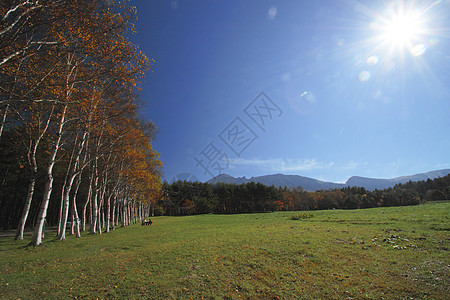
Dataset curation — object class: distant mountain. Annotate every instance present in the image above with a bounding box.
[168,172,199,184]
[252,174,345,191]
[207,173,345,191]
[207,174,249,185]
[207,169,450,191]
[345,169,450,190]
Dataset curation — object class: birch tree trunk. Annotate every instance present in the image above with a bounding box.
[121,202,125,226]
[72,175,83,237]
[0,104,9,138]
[57,152,69,236]
[59,130,88,240]
[111,191,118,230]
[15,102,54,240]
[59,171,78,240]
[115,200,120,227]
[105,192,113,233]
[82,171,93,232]
[96,175,106,234]
[31,51,79,246]
[97,202,103,234]
[90,163,99,234]
[130,202,133,225]
[14,173,36,240]
[31,103,67,246]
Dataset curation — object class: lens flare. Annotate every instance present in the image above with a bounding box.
[410,43,426,56]
[300,91,316,103]
[359,71,370,82]
[267,6,277,20]
[366,56,379,65]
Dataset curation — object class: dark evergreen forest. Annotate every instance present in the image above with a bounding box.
[159,175,450,216]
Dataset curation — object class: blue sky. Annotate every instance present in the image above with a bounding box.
[130,0,450,183]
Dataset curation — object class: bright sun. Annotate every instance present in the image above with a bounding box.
[382,13,421,48]
[372,1,436,57]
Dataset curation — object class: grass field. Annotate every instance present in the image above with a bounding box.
[0,202,449,299]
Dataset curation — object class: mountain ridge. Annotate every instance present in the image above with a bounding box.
[206,169,450,191]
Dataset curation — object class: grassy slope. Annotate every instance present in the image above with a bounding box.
[0,202,448,299]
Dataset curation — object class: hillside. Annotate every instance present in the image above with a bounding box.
[207,173,345,191]
[207,169,450,191]
[346,169,450,190]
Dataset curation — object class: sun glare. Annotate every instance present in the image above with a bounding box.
[369,0,442,58]
[382,13,421,47]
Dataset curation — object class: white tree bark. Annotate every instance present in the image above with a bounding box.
[71,173,83,238]
[90,154,99,234]
[82,172,93,232]
[31,103,67,246]
[59,129,88,240]
[31,52,78,246]
[15,173,35,240]
[0,104,9,138]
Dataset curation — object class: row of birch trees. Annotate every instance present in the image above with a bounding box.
[0,0,162,245]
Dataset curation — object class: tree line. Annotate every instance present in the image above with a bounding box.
[160,174,450,216]
[0,0,162,245]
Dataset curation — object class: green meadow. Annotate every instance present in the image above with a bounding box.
[1,202,448,299]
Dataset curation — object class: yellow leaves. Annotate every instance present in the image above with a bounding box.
[101,115,162,200]
[2,0,160,207]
